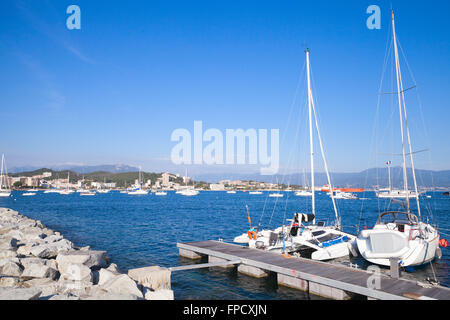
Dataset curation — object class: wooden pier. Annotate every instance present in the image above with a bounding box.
[177,240,450,300]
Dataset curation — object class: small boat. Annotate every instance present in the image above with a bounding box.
[22,192,36,196]
[58,189,74,195]
[179,189,199,196]
[268,193,283,198]
[128,188,148,195]
[96,189,110,194]
[295,190,313,197]
[44,189,61,193]
[154,191,167,196]
[249,191,263,195]
[226,190,237,194]
[0,154,11,197]
[80,191,96,196]
[329,190,358,200]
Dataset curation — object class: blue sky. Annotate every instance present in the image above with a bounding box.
[0,0,449,175]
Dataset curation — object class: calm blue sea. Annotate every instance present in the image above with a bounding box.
[1,190,449,299]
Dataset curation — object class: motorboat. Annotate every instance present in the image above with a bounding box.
[179,189,199,196]
[329,190,358,200]
[268,193,283,198]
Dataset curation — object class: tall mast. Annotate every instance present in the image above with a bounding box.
[306,49,315,221]
[0,154,4,190]
[387,161,391,192]
[391,10,410,212]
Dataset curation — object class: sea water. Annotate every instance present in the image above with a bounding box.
[1,190,448,299]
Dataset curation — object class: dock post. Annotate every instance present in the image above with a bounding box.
[389,258,400,279]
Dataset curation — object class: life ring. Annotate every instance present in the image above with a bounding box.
[247,230,257,240]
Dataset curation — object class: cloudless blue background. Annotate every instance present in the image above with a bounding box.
[0,0,449,175]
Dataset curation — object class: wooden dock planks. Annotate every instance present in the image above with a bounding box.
[177,240,450,300]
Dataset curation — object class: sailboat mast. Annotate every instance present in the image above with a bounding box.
[306,49,316,221]
[391,10,411,212]
[0,154,4,190]
[388,161,391,192]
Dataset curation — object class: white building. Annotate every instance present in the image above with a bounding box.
[210,183,225,191]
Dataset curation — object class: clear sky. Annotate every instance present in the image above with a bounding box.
[1,0,449,175]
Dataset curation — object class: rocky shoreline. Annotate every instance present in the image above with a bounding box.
[0,207,173,300]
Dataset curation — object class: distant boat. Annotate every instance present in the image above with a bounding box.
[154,191,167,196]
[179,189,199,196]
[97,189,110,194]
[295,190,313,197]
[226,190,237,194]
[249,191,263,195]
[328,190,358,200]
[44,189,60,194]
[80,191,96,196]
[0,154,11,197]
[268,193,283,198]
[22,192,36,196]
[128,166,148,195]
[58,172,74,195]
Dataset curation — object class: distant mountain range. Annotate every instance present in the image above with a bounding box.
[10,164,139,174]
[193,167,450,188]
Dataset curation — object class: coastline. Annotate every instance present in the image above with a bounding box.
[0,207,173,300]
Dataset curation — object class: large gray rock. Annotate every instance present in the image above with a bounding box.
[0,287,41,300]
[22,264,59,280]
[0,237,18,250]
[23,278,59,297]
[0,261,23,277]
[100,274,143,298]
[59,263,93,282]
[0,277,20,287]
[28,239,73,259]
[56,250,107,272]
[97,267,121,286]
[0,250,17,259]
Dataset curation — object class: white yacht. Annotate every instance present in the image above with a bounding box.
[356,11,440,267]
[179,188,199,196]
[154,191,167,196]
[249,191,263,195]
[329,190,358,200]
[268,192,283,198]
[295,190,313,197]
[0,154,11,197]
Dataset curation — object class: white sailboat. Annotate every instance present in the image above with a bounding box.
[234,49,357,261]
[295,169,313,196]
[179,169,199,196]
[375,161,420,198]
[356,11,439,267]
[128,166,148,195]
[58,172,74,195]
[0,154,11,197]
